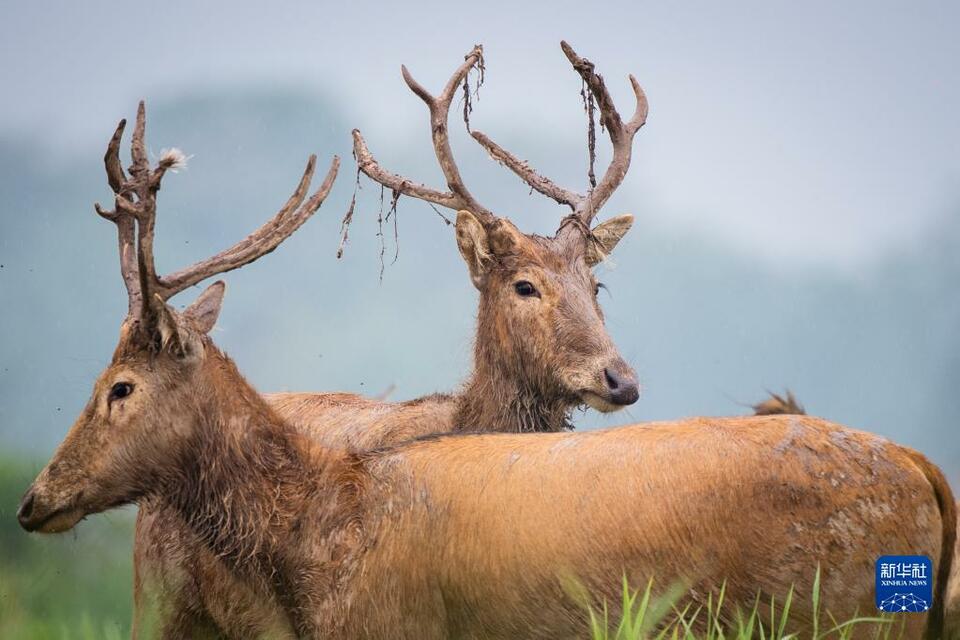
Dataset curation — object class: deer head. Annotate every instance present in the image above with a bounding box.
[17,102,338,533]
[353,42,646,417]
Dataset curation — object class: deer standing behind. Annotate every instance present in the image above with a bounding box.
[133,42,644,637]
[18,78,957,640]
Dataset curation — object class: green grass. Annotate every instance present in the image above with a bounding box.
[587,569,906,640]
[0,456,136,639]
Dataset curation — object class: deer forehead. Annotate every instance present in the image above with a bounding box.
[499,237,590,276]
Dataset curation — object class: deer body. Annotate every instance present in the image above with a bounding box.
[115,344,952,640]
[347,420,949,639]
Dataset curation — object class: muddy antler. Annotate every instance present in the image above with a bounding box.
[94,101,339,321]
[353,42,646,235]
[471,41,648,230]
[352,45,495,224]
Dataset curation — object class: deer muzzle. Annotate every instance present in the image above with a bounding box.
[17,484,85,534]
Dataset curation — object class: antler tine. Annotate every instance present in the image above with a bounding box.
[625,74,650,133]
[469,42,647,230]
[470,130,583,210]
[123,101,167,310]
[157,155,340,296]
[352,130,462,209]
[94,118,143,317]
[561,40,648,225]
[353,46,495,223]
[104,118,128,193]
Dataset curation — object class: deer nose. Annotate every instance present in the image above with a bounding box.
[17,490,36,529]
[604,367,640,406]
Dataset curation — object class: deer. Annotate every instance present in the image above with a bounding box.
[17,102,956,640]
[133,42,647,637]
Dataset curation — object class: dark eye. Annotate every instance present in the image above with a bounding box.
[109,382,134,402]
[595,282,609,296]
[514,281,539,298]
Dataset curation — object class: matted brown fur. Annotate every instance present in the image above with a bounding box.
[24,333,955,640]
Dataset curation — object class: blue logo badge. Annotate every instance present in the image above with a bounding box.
[875,555,933,612]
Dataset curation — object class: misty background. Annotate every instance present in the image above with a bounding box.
[1,0,957,489]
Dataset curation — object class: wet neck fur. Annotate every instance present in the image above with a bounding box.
[453,326,574,433]
[161,345,360,603]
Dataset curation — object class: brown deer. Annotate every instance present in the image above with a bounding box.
[17,107,956,640]
[133,42,646,637]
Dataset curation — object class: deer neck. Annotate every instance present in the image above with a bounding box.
[454,336,574,433]
[162,344,363,602]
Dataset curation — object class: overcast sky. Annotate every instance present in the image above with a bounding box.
[2,0,958,271]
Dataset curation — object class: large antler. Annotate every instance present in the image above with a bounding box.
[472,41,648,231]
[352,45,495,224]
[94,101,339,321]
[353,42,646,236]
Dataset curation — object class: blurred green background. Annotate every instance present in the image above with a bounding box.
[1,1,958,636]
[0,457,133,638]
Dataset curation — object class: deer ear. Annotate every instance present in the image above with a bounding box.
[149,294,188,357]
[586,214,634,266]
[455,210,493,289]
[183,281,226,335]
[486,218,527,258]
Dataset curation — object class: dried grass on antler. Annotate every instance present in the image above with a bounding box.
[351,41,647,236]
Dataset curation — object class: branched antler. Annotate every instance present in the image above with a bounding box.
[352,45,495,224]
[471,41,648,230]
[94,101,339,321]
[353,42,646,237]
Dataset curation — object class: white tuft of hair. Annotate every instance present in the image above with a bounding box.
[158,147,191,172]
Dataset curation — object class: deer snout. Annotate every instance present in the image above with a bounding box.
[603,364,640,406]
[16,482,84,534]
[17,488,39,531]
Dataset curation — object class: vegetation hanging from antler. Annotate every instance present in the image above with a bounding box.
[348,41,647,278]
[471,41,648,231]
[462,46,485,132]
[352,45,495,224]
[581,78,598,189]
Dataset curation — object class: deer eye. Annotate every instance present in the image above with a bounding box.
[514,281,540,298]
[109,382,134,402]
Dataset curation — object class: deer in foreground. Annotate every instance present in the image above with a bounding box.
[134,42,646,637]
[17,110,957,640]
